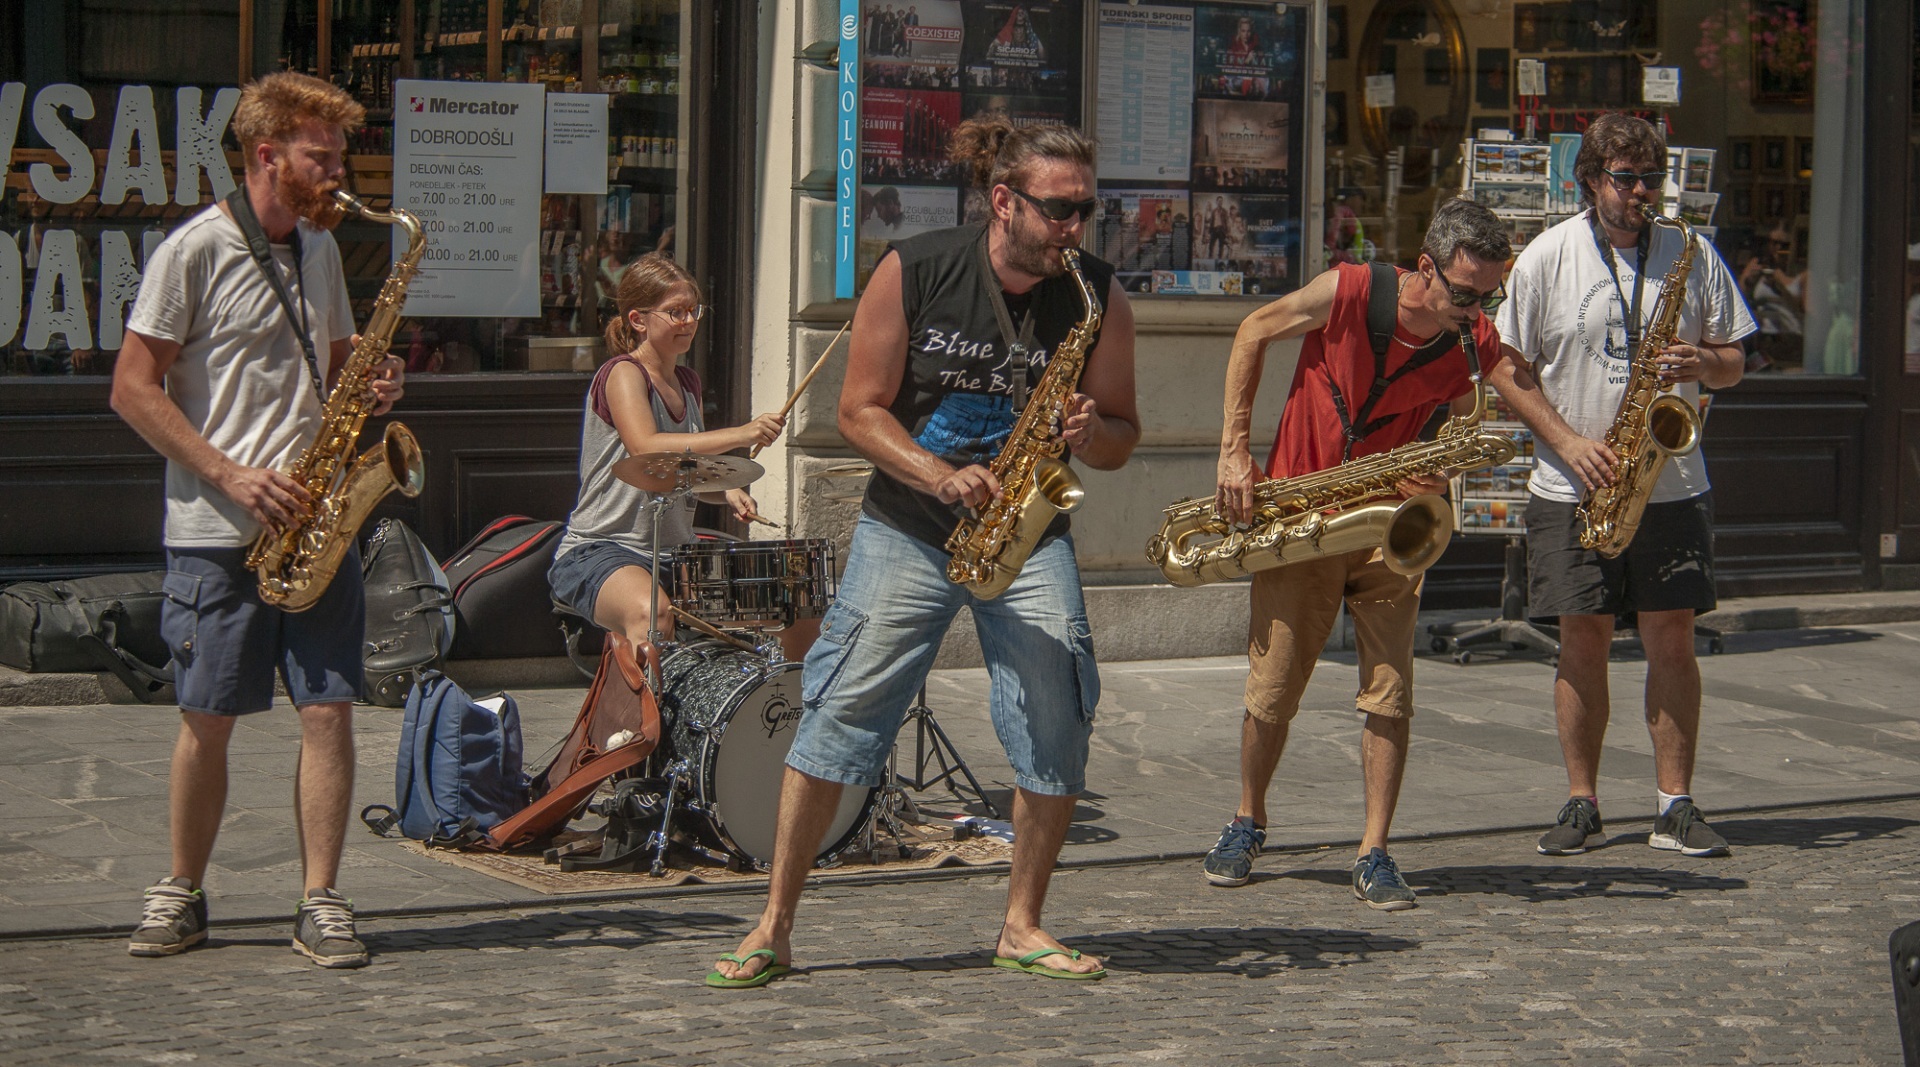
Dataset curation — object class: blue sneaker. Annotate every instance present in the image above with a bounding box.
[1352,847,1417,911]
[1202,817,1266,887]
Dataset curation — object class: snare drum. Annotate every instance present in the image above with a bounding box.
[671,538,836,627]
[656,640,874,868]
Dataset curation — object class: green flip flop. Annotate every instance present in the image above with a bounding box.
[705,949,792,989]
[991,947,1107,981]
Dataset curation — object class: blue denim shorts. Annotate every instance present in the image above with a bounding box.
[548,541,670,623]
[784,515,1100,796]
[161,546,365,715]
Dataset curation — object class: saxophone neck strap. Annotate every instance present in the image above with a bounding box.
[977,230,1037,411]
[1330,263,1464,460]
[1589,210,1649,354]
[227,186,324,403]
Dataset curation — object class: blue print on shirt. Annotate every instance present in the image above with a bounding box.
[915,392,1017,465]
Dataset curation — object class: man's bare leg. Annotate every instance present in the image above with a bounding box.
[1357,712,1409,855]
[713,767,846,982]
[170,711,237,886]
[1554,614,1617,797]
[293,701,355,892]
[1236,713,1291,827]
[994,788,1101,974]
[1637,608,1702,795]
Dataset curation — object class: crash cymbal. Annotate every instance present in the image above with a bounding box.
[611,451,764,493]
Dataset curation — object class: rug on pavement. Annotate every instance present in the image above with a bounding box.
[416,816,1013,895]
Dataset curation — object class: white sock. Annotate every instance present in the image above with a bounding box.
[1658,790,1690,816]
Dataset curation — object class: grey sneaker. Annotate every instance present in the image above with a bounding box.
[293,889,369,969]
[1352,848,1417,911]
[1537,797,1605,855]
[1202,817,1267,887]
[128,877,207,957]
[1649,798,1731,857]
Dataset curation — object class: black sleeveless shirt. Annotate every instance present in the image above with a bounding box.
[862,222,1117,550]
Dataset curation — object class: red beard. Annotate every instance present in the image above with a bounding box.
[281,167,347,230]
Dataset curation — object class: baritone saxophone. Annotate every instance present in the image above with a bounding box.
[246,191,428,610]
[944,247,1101,600]
[1148,328,1516,587]
[1575,206,1703,558]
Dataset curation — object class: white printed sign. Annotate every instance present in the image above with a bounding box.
[1516,59,1546,98]
[1642,66,1681,105]
[1364,73,1396,109]
[1096,4,1195,181]
[394,79,543,317]
[544,93,609,195]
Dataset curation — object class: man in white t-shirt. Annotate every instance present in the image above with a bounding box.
[1489,113,1754,861]
[109,73,404,968]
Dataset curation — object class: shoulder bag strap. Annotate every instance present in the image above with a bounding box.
[225,187,325,402]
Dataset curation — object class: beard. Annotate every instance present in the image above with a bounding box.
[1003,208,1070,279]
[281,167,347,230]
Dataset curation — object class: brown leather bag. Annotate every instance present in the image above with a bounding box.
[478,632,662,851]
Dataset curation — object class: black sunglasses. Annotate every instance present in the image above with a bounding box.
[1007,186,1100,223]
[1602,168,1667,191]
[1431,266,1507,311]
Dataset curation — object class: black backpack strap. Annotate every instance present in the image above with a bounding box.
[1329,263,1464,460]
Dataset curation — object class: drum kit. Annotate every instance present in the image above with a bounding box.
[557,448,991,878]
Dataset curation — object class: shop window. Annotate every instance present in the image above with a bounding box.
[1324,0,1866,376]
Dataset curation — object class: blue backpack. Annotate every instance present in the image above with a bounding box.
[361,670,531,848]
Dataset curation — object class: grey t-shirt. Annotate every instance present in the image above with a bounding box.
[125,205,354,547]
[1496,209,1755,504]
[555,357,704,560]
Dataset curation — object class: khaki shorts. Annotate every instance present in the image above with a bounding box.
[1245,548,1423,724]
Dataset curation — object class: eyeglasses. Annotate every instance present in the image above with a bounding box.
[1432,268,1507,311]
[1007,186,1100,224]
[1601,169,1668,192]
[643,304,708,325]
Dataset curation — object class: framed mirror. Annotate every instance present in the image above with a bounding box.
[1356,0,1470,167]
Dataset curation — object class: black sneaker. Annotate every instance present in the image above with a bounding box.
[128,877,207,957]
[1649,798,1731,857]
[293,889,370,969]
[1202,817,1266,887]
[1537,797,1605,855]
[1351,848,1417,911]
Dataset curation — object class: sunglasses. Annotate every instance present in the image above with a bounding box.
[1601,168,1668,191]
[1431,267,1507,311]
[1007,186,1100,223]
[643,304,708,325]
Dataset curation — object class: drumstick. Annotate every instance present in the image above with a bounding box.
[667,604,759,653]
[749,321,851,459]
[741,511,784,529]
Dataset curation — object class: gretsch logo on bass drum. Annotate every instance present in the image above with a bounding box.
[762,694,803,738]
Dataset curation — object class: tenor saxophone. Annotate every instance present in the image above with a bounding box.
[1148,328,1516,587]
[246,190,428,610]
[1575,206,1703,558]
[945,247,1101,600]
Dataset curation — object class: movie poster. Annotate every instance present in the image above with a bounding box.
[1192,100,1291,190]
[1094,188,1192,287]
[962,93,1076,129]
[1190,192,1296,294]
[864,1,964,90]
[1193,4,1303,101]
[862,89,963,183]
[960,1,1081,95]
[857,184,959,288]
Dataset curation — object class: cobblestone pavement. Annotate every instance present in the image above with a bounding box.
[4,797,1914,1066]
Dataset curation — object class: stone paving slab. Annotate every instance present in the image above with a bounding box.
[2,621,1918,939]
[0,797,1912,1065]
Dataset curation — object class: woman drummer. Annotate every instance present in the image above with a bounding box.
[548,253,806,660]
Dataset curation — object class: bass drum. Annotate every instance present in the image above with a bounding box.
[656,640,875,869]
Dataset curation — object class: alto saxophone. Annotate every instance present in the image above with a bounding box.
[945,247,1101,600]
[246,191,428,610]
[1148,328,1516,587]
[1576,206,1703,558]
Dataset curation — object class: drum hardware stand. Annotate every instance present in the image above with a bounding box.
[894,686,1001,820]
[561,776,670,873]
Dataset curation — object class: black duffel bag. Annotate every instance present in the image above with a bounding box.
[361,519,454,708]
[442,516,566,661]
[0,572,174,700]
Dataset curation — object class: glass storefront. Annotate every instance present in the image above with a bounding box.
[1322,0,1865,377]
[1,0,692,379]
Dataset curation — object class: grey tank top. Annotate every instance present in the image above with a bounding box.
[555,358,704,559]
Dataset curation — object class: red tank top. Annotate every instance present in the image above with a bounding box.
[1265,262,1505,480]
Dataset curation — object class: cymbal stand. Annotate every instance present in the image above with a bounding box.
[896,686,1000,819]
[642,456,702,692]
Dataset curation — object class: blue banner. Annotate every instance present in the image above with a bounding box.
[835,1,859,299]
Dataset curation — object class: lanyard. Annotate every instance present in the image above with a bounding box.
[226,187,324,403]
[1590,211,1649,355]
[977,231,1036,409]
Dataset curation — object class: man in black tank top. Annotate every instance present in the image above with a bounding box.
[710,127,1140,988]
